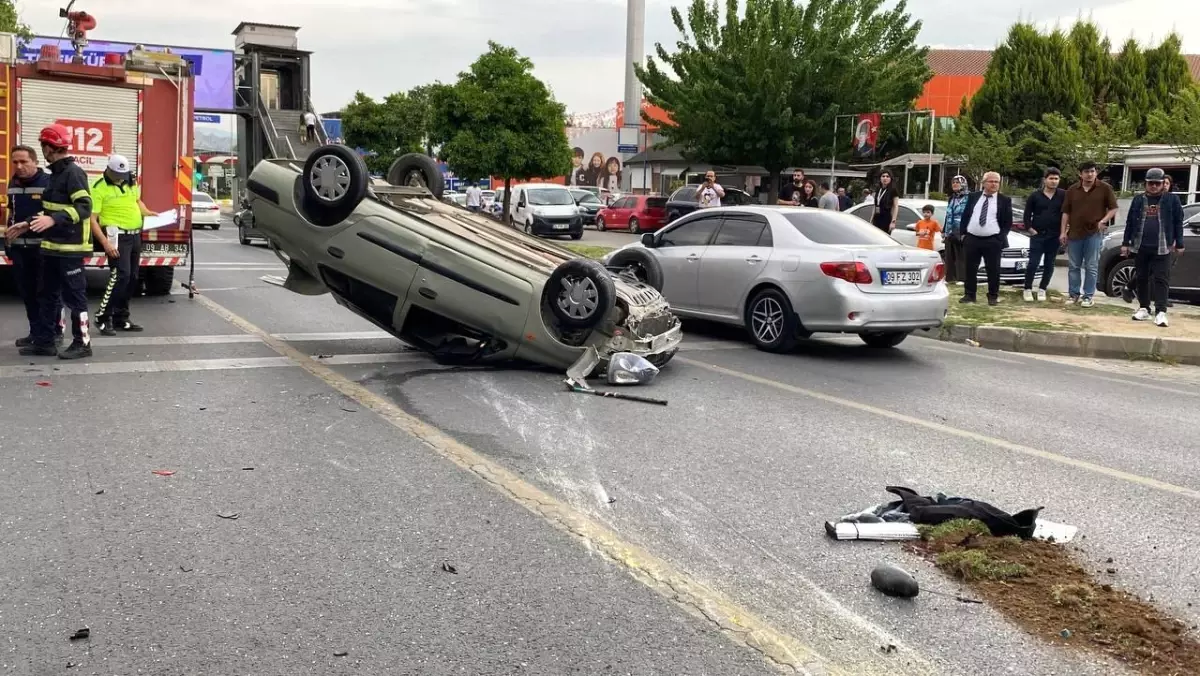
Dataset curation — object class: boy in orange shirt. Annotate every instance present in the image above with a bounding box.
[915,204,942,250]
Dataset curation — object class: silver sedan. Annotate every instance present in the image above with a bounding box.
[604,206,950,352]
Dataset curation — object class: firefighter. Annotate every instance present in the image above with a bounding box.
[21,124,94,359]
[4,144,64,347]
[91,154,153,335]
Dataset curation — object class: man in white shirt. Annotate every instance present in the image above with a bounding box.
[302,111,318,144]
[960,171,1014,306]
[697,170,725,208]
[464,183,483,212]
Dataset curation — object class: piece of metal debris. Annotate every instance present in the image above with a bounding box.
[152,470,175,477]
[242,467,255,471]
[334,651,349,657]
[441,561,458,574]
[565,381,668,406]
[68,628,89,641]
[340,407,358,413]
[94,490,105,495]
[179,565,194,573]
[217,512,240,520]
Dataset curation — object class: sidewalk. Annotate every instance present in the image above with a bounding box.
[935,287,1200,364]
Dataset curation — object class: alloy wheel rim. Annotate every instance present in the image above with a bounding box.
[557,275,599,319]
[1112,264,1133,292]
[310,155,351,202]
[751,297,784,343]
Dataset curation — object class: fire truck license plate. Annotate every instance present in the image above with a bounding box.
[142,243,189,257]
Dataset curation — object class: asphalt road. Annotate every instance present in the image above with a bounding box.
[2,216,1199,675]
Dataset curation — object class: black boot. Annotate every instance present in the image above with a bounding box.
[15,335,32,347]
[19,342,58,357]
[96,318,117,337]
[116,321,144,332]
[58,340,93,360]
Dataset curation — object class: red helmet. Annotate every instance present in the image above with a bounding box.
[39,124,71,149]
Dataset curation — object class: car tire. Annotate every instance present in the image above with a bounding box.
[629,217,641,234]
[745,288,801,353]
[299,144,369,227]
[239,225,250,245]
[1105,258,1135,297]
[570,232,583,240]
[142,266,175,296]
[524,220,532,235]
[212,223,220,230]
[860,331,910,348]
[606,247,665,291]
[386,153,445,201]
[544,258,616,330]
[596,216,606,232]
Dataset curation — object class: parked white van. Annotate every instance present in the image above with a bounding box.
[507,183,584,240]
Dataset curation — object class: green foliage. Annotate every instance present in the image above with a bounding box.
[918,518,991,541]
[0,1,33,46]
[340,91,426,174]
[937,123,1025,184]
[636,0,931,199]
[1023,111,1136,184]
[1068,21,1112,114]
[1110,39,1151,134]
[936,548,1028,581]
[429,42,572,216]
[1147,85,1200,164]
[969,24,1087,131]
[405,84,448,156]
[1144,34,1192,114]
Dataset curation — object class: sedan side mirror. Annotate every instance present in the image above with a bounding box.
[641,233,656,247]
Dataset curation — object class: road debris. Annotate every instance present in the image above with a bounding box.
[94,490,104,495]
[151,470,175,477]
[606,352,660,385]
[870,563,919,598]
[333,651,349,657]
[565,381,669,406]
[35,380,51,387]
[217,512,240,520]
[339,407,358,413]
[68,628,89,641]
[440,561,458,574]
[241,467,255,471]
[179,565,194,573]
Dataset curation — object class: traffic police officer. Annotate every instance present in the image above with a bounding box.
[92,154,153,335]
[21,124,94,359]
[4,144,63,347]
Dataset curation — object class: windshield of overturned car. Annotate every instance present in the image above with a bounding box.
[528,189,575,206]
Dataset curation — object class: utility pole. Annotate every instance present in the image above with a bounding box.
[620,0,646,191]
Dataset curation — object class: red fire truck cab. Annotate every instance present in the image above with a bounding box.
[0,37,196,296]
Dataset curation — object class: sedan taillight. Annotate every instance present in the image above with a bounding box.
[820,261,872,284]
[928,262,946,283]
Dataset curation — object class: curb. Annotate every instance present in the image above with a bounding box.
[930,324,1200,366]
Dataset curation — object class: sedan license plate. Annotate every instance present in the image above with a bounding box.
[142,243,189,256]
[552,223,569,230]
[882,270,922,286]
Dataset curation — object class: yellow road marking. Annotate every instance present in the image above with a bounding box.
[678,357,1200,501]
[193,295,916,676]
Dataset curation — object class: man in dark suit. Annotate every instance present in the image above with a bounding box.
[958,171,1013,305]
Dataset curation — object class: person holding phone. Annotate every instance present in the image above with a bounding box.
[697,170,725,208]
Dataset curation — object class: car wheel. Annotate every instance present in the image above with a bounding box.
[1105,258,1134,298]
[239,225,251,245]
[745,288,801,353]
[606,247,665,291]
[629,217,640,234]
[141,266,175,296]
[299,145,369,227]
[860,331,910,348]
[524,220,532,235]
[544,259,616,330]
[386,153,445,201]
[596,216,606,232]
[212,223,220,230]
[570,232,583,240]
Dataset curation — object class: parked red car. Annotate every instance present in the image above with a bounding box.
[596,195,668,233]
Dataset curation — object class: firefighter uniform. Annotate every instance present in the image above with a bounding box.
[28,155,93,358]
[7,167,64,346]
[92,156,145,333]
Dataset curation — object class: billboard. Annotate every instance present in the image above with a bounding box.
[22,37,235,111]
[565,128,621,190]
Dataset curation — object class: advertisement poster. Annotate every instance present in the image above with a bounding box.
[23,37,235,111]
[852,113,881,159]
[564,128,621,190]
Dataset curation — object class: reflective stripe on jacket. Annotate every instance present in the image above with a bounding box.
[39,156,93,256]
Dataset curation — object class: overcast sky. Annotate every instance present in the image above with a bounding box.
[20,0,1200,116]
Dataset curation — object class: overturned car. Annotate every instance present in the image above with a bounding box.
[243,145,682,372]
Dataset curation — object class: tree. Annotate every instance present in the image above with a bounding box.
[1147,86,1200,164]
[636,0,930,200]
[407,83,451,157]
[1023,111,1136,184]
[0,1,33,46]
[1110,39,1151,135]
[937,123,1025,185]
[1144,33,1192,114]
[969,23,1087,131]
[1068,20,1112,116]
[340,91,425,174]
[428,42,572,217]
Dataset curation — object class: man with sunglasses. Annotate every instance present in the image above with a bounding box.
[1122,168,1185,327]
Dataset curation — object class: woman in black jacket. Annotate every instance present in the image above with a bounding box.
[800,180,819,208]
[871,171,899,233]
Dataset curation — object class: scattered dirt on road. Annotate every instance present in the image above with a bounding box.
[908,519,1200,675]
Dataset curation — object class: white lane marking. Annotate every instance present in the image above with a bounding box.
[1,356,294,379]
[310,352,427,365]
[91,334,260,346]
[194,261,283,266]
[274,331,394,341]
[193,266,286,272]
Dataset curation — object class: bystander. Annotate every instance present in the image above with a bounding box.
[1021,167,1065,301]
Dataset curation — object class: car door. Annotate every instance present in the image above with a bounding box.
[888,206,920,247]
[320,214,428,328]
[1171,219,1200,296]
[513,189,530,225]
[695,213,773,317]
[652,214,722,310]
[613,197,635,227]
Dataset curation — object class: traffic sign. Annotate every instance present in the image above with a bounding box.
[208,165,225,177]
[194,113,221,124]
[617,144,638,154]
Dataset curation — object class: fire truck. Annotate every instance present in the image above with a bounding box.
[0,6,196,296]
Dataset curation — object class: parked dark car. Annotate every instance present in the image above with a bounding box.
[664,185,754,223]
[570,188,604,227]
[1100,204,1200,303]
[234,198,266,246]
